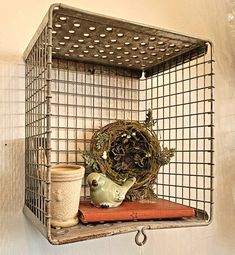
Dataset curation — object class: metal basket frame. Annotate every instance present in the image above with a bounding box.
[24,3,214,245]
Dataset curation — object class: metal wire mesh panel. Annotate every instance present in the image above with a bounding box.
[50,60,140,199]
[139,43,214,220]
[25,26,49,226]
[25,43,214,226]
[48,43,214,218]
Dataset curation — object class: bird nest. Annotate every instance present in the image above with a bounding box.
[83,113,175,200]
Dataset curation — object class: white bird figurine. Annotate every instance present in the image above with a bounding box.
[87,172,136,208]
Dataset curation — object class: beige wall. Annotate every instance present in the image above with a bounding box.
[1,0,235,254]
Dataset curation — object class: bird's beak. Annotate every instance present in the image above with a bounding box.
[91,179,98,187]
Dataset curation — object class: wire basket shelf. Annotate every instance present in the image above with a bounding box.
[24,3,214,245]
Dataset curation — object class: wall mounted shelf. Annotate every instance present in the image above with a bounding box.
[24,3,214,245]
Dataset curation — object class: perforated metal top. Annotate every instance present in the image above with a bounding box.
[24,4,208,75]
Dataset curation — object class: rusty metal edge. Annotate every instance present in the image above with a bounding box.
[23,204,210,245]
[23,206,48,238]
[207,40,215,227]
[52,218,210,245]
[23,3,60,61]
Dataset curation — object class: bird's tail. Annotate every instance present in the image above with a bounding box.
[122,177,136,192]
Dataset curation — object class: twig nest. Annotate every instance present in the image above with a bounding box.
[88,120,175,200]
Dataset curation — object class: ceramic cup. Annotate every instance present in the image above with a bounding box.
[50,165,85,228]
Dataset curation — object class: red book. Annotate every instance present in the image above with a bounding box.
[79,199,195,223]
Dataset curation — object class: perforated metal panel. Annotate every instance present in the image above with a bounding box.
[51,6,205,72]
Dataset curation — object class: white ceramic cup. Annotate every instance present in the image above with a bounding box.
[50,165,85,228]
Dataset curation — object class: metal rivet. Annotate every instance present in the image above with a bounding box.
[74,23,80,27]
[54,228,69,236]
[89,26,96,31]
[60,17,66,21]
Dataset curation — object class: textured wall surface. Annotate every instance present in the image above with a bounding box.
[0,0,235,254]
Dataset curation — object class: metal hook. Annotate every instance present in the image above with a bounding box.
[135,227,147,246]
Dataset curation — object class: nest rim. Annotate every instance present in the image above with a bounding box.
[90,120,161,194]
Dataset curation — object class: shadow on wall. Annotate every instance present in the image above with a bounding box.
[0,60,25,227]
[0,138,25,249]
[211,10,235,245]
[0,138,25,213]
